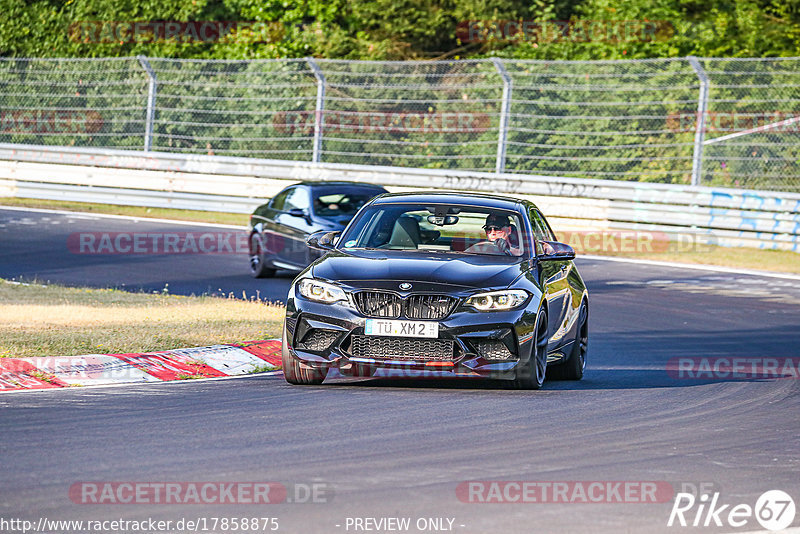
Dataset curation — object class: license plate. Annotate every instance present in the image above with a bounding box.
[364,319,439,338]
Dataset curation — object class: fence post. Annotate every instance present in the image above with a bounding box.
[137,56,157,153]
[306,57,326,164]
[492,58,512,174]
[688,56,709,187]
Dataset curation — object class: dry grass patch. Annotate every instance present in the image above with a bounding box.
[0,280,284,358]
[580,243,800,274]
[557,229,800,274]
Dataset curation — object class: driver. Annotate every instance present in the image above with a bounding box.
[465,213,521,256]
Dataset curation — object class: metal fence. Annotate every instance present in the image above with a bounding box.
[1,56,798,192]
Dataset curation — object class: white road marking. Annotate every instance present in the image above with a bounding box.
[0,205,246,230]
[581,254,800,281]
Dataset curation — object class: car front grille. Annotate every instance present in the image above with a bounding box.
[404,295,457,319]
[349,335,455,361]
[297,329,339,351]
[353,292,457,319]
[353,292,402,318]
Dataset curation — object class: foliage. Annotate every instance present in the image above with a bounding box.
[493,0,800,59]
[3,0,799,60]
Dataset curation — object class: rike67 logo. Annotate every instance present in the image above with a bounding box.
[668,490,796,531]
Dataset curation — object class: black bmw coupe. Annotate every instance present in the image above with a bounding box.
[281,191,589,389]
[248,181,388,277]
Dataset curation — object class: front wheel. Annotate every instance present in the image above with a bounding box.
[249,233,276,279]
[281,326,328,385]
[513,308,548,390]
[548,300,587,381]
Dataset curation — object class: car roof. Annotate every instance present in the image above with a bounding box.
[296,181,387,190]
[370,191,531,211]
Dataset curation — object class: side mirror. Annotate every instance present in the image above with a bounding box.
[287,208,307,218]
[307,230,340,251]
[538,240,576,261]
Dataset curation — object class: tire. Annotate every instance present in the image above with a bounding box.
[281,326,328,385]
[513,308,548,390]
[249,233,276,279]
[548,300,588,381]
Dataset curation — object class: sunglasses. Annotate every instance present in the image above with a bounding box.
[484,226,505,232]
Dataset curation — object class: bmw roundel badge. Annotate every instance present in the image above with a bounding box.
[399,282,412,290]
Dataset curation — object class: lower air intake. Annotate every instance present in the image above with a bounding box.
[297,329,339,351]
[474,339,515,361]
[350,335,454,361]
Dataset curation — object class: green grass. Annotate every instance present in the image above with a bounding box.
[0,280,284,359]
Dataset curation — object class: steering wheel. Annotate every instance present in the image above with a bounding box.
[491,237,511,255]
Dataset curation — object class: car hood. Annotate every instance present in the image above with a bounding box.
[311,249,526,291]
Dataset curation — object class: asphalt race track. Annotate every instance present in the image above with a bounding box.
[1,206,799,533]
[0,207,294,302]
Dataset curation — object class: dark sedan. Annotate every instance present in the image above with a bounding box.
[281,192,589,389]
[248,181,388,277]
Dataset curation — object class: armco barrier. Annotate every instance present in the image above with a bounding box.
[1,143,799,252]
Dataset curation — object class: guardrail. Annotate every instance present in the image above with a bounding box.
[1,143,799,252]
[3,56,799,192]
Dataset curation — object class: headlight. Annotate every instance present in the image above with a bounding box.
[465,290,529,311]
[297,278,347,304]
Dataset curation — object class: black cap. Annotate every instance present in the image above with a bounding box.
[483,213,512,229]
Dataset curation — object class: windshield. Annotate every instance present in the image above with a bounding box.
[312,188,384,218]
[338,204,526,257]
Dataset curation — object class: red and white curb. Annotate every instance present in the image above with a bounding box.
[0,339,282,392]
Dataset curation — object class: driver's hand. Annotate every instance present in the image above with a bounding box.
[493,237,511,255]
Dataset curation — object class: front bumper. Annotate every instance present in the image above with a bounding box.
[284,292,539,380]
